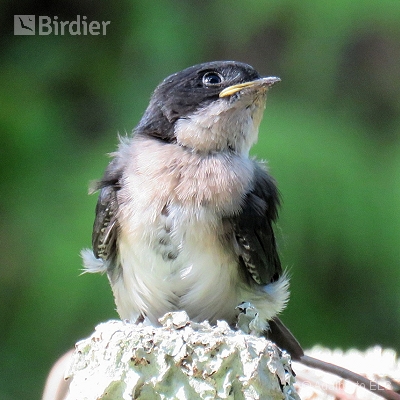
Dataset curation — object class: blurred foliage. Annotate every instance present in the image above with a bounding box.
[1,0,400,398]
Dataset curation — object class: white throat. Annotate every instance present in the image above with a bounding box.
[174,95,267,155]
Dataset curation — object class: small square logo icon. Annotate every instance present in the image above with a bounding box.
[14,15,35,35]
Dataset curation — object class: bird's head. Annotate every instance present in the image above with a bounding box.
[136,61,280,155]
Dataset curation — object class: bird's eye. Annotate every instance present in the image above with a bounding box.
[202,71,223,86]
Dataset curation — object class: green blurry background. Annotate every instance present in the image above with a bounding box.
[1,1,400,398]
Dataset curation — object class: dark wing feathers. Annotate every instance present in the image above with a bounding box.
[91,161,122,263]
[234,163,282,285]
[92,186,119,261]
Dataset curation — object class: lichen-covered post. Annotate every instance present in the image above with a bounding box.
[64,312,300,400]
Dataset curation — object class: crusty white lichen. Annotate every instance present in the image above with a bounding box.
[64,311,300,400]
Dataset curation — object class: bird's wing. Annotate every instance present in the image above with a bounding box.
[92,185,119,261]
[91,160,122,264]
[232,164,305,359]
[233,163,282,285]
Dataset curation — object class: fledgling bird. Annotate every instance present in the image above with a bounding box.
[44,62,399,400]
[82,60,302,359]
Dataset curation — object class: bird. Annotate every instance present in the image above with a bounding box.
[82,60,302,359]
[69,62,400,400]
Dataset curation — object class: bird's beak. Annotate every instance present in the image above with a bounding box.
[219,76,281,98]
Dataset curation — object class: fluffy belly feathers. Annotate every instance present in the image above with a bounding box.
[114,202,241,324]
